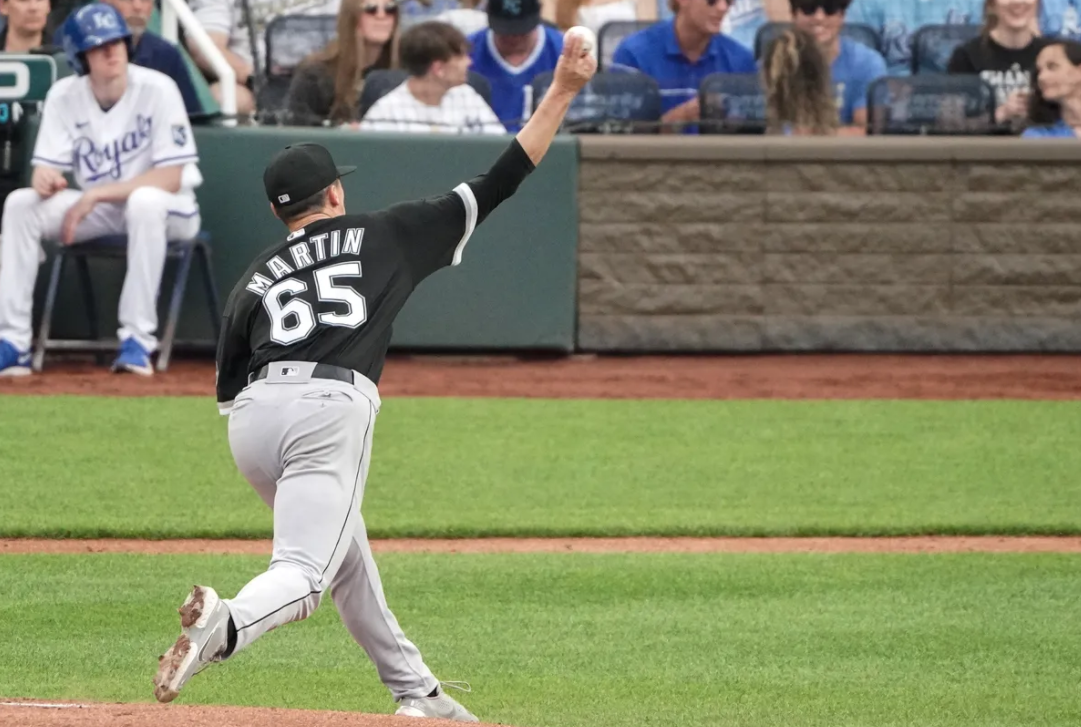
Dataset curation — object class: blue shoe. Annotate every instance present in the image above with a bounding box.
[112,337,153,376]
[0,339,31,376]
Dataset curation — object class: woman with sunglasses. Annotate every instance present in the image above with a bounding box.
[1022,38,1081,136]
[948,0,1047,130]
[285,0,402,126]
[789,0,886,131]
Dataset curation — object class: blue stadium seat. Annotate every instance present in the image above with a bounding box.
[530,70,662,133]
[596,20,654,71]
[865,74,998,135]
[698,72,766,135]
[32,231,222,373]
[754,21,883,59]
[910,24,982,74]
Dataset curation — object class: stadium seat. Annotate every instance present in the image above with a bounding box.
[530,70,662,133]
[256,14,338,123]
[596,20,654,71]
[754,21,883,59]
[910,24,982,74]
[32,232,222,373]
[865,74,998,135]
[698,72,766,134]
[358,68,493,118]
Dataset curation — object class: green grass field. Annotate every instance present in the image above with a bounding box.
[1,552,1079,727]
[1,396,1079,538]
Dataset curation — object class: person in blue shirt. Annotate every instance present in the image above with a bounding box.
[54,0,203,114]
[611,0,757,131]
[845,0,982,75]
[467,0,562,131]
[1022,38,1081,136]
[790,0,885,128]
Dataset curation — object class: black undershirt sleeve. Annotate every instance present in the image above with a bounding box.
[465,138,537,228]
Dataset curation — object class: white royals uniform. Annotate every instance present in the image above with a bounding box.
[0,65,202,355]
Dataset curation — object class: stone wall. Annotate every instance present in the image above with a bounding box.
[576,137,1081,352]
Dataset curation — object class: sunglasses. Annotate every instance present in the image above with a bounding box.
[791,0,848,15]
[362,1,398,14]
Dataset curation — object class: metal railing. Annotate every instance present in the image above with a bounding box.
[158,0,238,126]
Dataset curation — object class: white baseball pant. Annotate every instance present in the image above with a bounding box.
[0,186,201,353]
[223,363,440,701]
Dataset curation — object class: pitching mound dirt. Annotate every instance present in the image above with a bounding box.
[0,700,503,727]
[3,536,1081,555]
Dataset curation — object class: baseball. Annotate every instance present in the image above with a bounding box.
[564,25,597,62]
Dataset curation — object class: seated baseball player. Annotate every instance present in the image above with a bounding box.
[0,2,202,377]
[358,21,505,134]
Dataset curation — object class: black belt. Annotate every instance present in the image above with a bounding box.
[250,363,355,385]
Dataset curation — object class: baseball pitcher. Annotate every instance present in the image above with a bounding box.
[151,32,597,722]
[0,3,202,377]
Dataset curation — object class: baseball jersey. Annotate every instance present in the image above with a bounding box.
[467,26,563,132]
[359,81,506,135]
[215,139,537,413]
[32,65,202,196]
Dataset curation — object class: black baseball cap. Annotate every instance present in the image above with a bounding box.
[487,0,541,35]
[264,142,356,208]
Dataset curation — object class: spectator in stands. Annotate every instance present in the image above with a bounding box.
[949,0,1046,129]
[94,0,203,114]
[186,0,258,116]
[845,0,982,75]
[552,0,656,35]
[285,0,401,126]
[790,0,885,129]
[1041,0,1081,40]
[467,0,562,131]
[1022,38,1081,135]
[761,25,837,133]
[722,0,790,50]
[358,20,505,132]
[434,0,490,35]
[1,0,51,52]
[611,0,756,132]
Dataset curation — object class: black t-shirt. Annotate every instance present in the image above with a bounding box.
[947,35,1048,106]
[215,139,535,411]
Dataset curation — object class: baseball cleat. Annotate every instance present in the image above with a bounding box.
[395,683,479,722]
[112,337,153,376]
[153,585,232,703]
[0,339,31,376]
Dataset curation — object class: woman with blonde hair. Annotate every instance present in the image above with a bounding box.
[760,25,838,135]
[286,0,402,126]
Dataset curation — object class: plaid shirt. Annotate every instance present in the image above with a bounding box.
[359,81,507,135]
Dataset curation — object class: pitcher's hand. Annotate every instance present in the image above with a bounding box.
[552,33,597,97]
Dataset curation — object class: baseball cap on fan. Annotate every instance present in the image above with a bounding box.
[487,0,541,35]
[263,142,356,208]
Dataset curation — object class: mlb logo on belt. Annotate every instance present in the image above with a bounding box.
[280,366,299,376]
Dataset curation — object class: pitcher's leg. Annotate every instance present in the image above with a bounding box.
[330,515,439,700]
[224,387,375,656]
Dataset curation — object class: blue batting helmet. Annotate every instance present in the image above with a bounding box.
[60,3,133,76]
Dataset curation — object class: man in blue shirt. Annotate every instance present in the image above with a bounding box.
[55,0,202,114]
[467,0,563,132]
[845,0,981,75]
[790,0,885,128]
[612,0,757,131]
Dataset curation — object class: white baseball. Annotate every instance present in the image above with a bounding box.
[564,25,597,62]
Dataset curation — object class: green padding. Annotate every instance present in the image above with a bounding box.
[33,126,580,352]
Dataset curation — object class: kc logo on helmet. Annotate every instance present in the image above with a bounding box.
[92,12,119,29]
